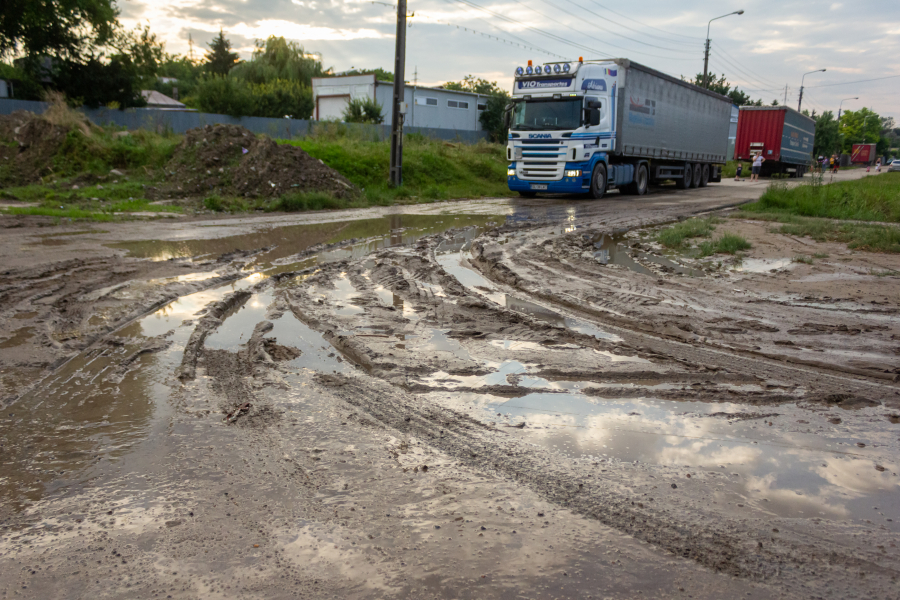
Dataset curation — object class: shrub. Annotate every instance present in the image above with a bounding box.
[342,97,385,124]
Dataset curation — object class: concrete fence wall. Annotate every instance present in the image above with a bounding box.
[0,99,490,144]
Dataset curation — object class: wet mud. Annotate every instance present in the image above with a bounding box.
[1,184,899,599]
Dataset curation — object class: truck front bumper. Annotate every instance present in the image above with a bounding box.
[507,161,591,194]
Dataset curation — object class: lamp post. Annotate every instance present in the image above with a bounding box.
[703,10,744,89]
[798,69,826,112]
[837,97,857,123]
[836,97,858,155]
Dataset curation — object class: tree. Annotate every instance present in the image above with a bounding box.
[342,97,384,124]
[0,0,118,60]
[839,108,882,153]
[52,54,145,108]
[116,24,165,88]
[812,111,839,157]
[341,67,393,82]
[229,36,323,86]
[684,72,757,106]
[204,30,239,76]
[252,79,313,119]
[196,76,255,117]
[443,75,505,96]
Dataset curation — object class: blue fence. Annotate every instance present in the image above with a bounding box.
[0,99,490,144]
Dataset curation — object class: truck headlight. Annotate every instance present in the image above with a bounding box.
[565,169,582,177]
[507,168,516,176]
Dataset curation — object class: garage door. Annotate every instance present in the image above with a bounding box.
[317,95,350,120]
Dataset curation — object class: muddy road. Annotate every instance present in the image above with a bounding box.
[1,173,898,599]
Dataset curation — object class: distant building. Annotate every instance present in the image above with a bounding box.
[311,74,490,131]
[140,90,186,110]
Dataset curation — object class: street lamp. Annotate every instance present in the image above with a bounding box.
[703,10,744,89]
[798,68,826,112]
[837,97,858,123]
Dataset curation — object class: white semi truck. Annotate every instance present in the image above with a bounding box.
[506,58,733,198]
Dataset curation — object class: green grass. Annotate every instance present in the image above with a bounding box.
[657,217,720,248]
[721,160,751,179]
[792,255,814,264]
[737,211,900,253]
[743,172,900,223]
[697,233,752,257]
[282,133,513,204]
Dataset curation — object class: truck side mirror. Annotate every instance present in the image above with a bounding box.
[589,108,601,126]
[503,103,513,129]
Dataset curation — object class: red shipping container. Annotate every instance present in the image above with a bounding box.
[734,108,785,162]
[851,143,876,163]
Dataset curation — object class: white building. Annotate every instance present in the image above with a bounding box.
[311,74,490,131]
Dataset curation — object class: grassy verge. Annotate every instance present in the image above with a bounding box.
[738,212,900,253]
[742,172,900,222]
[656,216,751,257]
[282,130,513,205]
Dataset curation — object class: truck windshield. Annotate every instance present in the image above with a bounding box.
[511,98,582,131]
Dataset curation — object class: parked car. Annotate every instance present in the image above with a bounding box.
[889,159,900,172]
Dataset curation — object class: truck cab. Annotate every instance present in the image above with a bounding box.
[507,60,623,198]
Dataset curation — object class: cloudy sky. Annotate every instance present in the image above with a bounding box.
[119,0,899,119]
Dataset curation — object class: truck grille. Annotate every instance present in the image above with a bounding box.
[515,140,566,181]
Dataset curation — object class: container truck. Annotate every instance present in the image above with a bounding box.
[734,106,815,177]
[850,143,876,165]
[505,58,732,198]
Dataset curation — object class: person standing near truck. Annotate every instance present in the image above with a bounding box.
[734,162,743,180]
[750,152,765,182]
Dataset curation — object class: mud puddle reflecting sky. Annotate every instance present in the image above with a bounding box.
[109,213,503,272]
[590,232,704,277]
[1,273,267,511]
[430,390,899,528]
[436,246,622,343]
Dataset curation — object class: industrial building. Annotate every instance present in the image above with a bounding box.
[311,74,490,132]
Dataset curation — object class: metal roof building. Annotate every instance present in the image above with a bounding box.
[312,74,490,131]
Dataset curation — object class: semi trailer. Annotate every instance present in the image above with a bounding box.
[850,143,876,165]
[505,58,733,198]
[734,106,815,177]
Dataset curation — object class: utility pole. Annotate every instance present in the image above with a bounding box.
[783,85,788,106]
[389,0,408,187]
[702,38,710,89]
[798,68,826,113]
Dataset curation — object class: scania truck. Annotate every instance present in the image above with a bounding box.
[506,58,733,198]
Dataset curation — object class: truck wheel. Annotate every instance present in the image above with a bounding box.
[691,163,702,188]
[676,163,692,189]
[518,191,537,198]
[589,163,607,199]
[699,164,710,187]
[627,164,648,195]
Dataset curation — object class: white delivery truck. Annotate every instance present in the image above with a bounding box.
[506,58,733,198]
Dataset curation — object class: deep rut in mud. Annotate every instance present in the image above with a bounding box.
[2,207,899,599]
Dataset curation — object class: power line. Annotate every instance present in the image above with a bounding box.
[556,0,702,52]
[582,0,704,42]
[710,41,782,89]
[707,55,778,93]
[806,74,900,88]
[418,17,567,59]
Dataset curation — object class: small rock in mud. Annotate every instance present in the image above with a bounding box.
[262,338,301,361]
[875,465,886,472]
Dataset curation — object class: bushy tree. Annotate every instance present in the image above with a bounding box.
[229,36,323,86]
[252,79,313,119]
[342,67,393,82]
[685,72,761,106]
[204,30,240,76]
[443,75,510,142]
[197,76,255,117]
[0,0,118,60]
[443,75,504,96]
[116,24,166,88]
[342,97,384,124]
[839,108,883,153]
[812,111,839,157]
[52,54,145,108]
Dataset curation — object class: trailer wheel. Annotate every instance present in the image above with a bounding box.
[589,163,607,199]
[691,163,702,188]
[699,164,710,187]
[676,163,692,189]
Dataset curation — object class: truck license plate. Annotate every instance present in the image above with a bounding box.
[530,184,548,190]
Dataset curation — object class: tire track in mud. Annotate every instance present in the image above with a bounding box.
[267,228,899,597]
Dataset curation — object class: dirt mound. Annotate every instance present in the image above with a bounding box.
[0,111,71,186]
[164,124,358,200]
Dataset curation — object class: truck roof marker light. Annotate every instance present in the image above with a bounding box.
[578,57,583,63]
[515,66,524,76]
[528,60,533,66]
[526,66,533,75]
[563,63,570,73]
[544,65,552,74]
[553,64,561,74]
